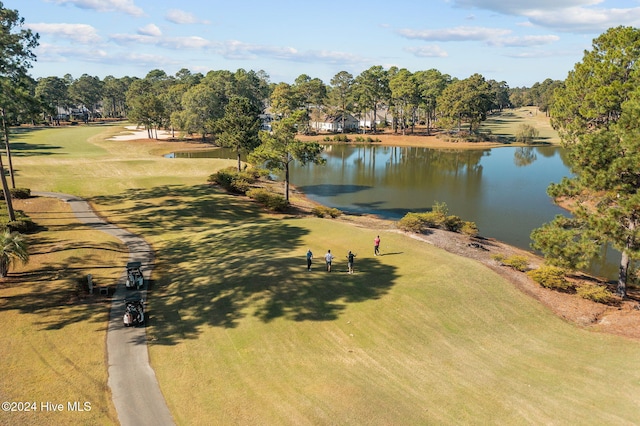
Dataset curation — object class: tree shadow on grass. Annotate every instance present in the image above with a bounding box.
[148,224,398,345]
[103,184,401,345]
[15,183,399,340]
[0,275,112,331]
[92,184,263,234]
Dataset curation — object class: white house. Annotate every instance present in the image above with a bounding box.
[311,113,359,132]
[358,106,389,129]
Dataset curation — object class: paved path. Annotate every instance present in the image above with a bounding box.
[35,192,174,426]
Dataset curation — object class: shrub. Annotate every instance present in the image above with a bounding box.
[397,213,427,233]
[527,265,571,290]
[208,168,234,188]
[494,254,530,271]
[230,179,251,194]
[332,134,350,142]
[10,188,31,199]
[420,211,444,227]
[323,136,331,141]
[3,210,36,233]
[515,124,540,143]
[209,167,257,194]
[460,221,479,236]
[6,219,36,233]
[432,201,449,217]
[398,202,476,236]
[503,255,530,272]
[311,206,342,218]
[246,188,289,212]
[443,215,463,232]
[576,283,616,304]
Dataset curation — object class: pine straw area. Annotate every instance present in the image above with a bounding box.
[282,184,640,342]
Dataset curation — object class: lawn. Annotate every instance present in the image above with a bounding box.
[2,121,640,425]
[0,195,125,425]
[481,106,561,144]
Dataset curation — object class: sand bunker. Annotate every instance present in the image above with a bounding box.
[108,125,174,141]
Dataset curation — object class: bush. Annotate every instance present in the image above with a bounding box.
[493,254,530,271]
[443,215,463,232]
[515,124,540,143]
[527,265,571,290]
[246,188,289,212]
[332,134,350,142]
[208,168,234,188]
[209,167,257,194]
[460,221,479,236]
[10,188,31,199]
[576,283,616,304]
[230,179,251,194]
[432,201,449,217]
[311,206,342,218]
[6,218,36,233]
[397,213,427,233]
[2,209,36,233]
[398,202,477,236]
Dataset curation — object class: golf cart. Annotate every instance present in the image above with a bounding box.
[123,298,145,327]
[125,261,144,289]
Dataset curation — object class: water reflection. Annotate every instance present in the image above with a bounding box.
[291,145,569,250]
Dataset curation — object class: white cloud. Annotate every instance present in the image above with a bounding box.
[49,0,144,16]
[121,52,179,67]
[488,34,560,47]
[26,23,102,44]
[526,6,640,32]
[452,0,602,14]
[109,31,366,66]
[138,24,162,37]
[397,26,511,42]
[452,0,640,33]
[405,45,449,58]
[159,36,215,50]
[34,43,108,63]
[165,9,209,25]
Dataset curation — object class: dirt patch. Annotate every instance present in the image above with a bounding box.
[296,131,511,150]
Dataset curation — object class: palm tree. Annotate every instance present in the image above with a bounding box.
[0,229,29,277]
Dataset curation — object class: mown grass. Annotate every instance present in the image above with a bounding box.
[3,122,640,425]
[481,107,561,144]
[0,196,126,425]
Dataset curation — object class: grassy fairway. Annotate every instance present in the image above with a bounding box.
[3,122,640,425]
[481,107,561,144]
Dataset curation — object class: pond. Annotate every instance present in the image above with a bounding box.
[167,144,621,279]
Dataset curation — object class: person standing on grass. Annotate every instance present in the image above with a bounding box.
[306,249,313,271]
[325,250,335,272]
[374,235,381,256]
[346,251,357,274]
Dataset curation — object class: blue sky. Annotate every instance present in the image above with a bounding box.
[7,0,640,88]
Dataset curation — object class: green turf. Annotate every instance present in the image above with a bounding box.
[3,122,640,425]
[481,107,561,144]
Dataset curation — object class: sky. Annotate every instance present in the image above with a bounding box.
[6,0,640,88]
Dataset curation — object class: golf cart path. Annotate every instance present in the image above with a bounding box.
[34,192,174,426]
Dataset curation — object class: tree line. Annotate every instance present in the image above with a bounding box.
[29,67,560,136]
